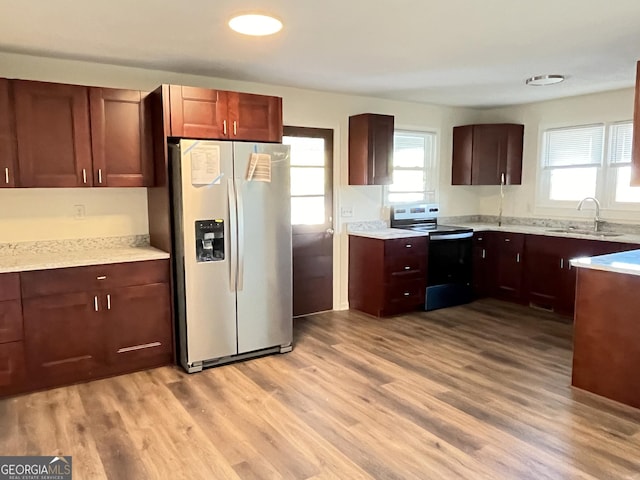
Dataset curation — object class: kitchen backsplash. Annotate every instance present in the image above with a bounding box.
[0,234,150,256]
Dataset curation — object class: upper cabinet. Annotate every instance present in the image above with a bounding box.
[9,79,154,188]
[0,79,17,188]
[349,113,394,185]
[89,88,153,187]
[14,80,93,187]
[452,123,524,185]
[631,61,640,186]
[168,85,283,143]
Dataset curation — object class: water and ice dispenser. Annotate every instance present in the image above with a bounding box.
[195,220,224,262]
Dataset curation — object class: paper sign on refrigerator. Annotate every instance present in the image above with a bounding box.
[190,144,222,185]
[246,153,272,182]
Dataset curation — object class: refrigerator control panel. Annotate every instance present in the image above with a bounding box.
[195,220,224,262]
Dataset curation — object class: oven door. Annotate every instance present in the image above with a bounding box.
[425,232,473,311]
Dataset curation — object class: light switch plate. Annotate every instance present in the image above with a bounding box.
[341,206,353,217]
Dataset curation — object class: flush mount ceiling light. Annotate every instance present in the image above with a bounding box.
[525,74,565,86]
[228,14,283,36]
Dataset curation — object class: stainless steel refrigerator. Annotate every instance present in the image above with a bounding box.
[170,139,292,373]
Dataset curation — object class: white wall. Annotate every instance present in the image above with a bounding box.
[0,51,482,310]
[476,88,637,223]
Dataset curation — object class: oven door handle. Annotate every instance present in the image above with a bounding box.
[429,232,473,241]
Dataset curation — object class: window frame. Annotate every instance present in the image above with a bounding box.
[385,129,438,205]
[536,120,639,212]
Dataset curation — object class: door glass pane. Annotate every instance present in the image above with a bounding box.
[291,167,324,196]
[549,167,597,201]
[291,196,325,225]
[283,136,325,166]
[615,166,640,203]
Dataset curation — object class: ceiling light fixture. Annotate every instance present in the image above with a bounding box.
[525,74,565,86]
[228,14,283,36]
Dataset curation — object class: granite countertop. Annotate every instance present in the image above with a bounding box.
[348,221,640,244]
[570,249,640,276]
[0,235,170,274]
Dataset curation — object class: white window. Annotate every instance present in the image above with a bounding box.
[538,121,640,208]
[387,130,437,204]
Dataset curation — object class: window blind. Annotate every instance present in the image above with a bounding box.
[543,124,604,168]
[609,121,633,166]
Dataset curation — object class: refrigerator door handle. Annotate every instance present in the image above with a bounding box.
[228,178,238,291]
[236,180,245,291]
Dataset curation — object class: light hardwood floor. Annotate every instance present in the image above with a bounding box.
[2,299,640,479]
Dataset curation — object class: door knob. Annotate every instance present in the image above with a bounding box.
[326,228,335,234]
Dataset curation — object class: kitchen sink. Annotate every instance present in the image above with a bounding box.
[545,228,623,237]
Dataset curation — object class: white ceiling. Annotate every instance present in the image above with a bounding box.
[1,0,639,108]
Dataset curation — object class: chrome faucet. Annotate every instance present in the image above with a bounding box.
[577,196,603,232]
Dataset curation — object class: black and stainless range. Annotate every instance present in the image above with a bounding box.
[391,203,473,311]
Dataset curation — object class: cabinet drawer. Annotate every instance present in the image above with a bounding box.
[384,255,426,280]
[21,260,170,298]
[385,278,426,303]
[0,300,23,344]
[0,273,20,301]
[384,237,427,257]
[0,341,26,394]
[497,233,524,250]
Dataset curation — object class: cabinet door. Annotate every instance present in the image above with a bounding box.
[452,125,473,185]
[228,92,282,142]
[631,61,640,186]
[0,342,26,396]
[494,233,524,302]
[524,235,565,310]
[472,232,495,297]
[0,79,17,188]
[90,88,153,187]
[14,80,93,187]
[371,114,394,185]
[23,292,104,388]
[106,283,172,370]
[349,114,394,185]
[504,124,524,185]
[169,85,228,138]
[471,124,505,185]
[0,300,23,344]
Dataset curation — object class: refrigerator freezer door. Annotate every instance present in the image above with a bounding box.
[175,139,238,365]
[233,143,293,353]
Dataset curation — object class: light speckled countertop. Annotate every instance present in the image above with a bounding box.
[348,222,640,244]
[0,235,170,273]
[571,250,640,276]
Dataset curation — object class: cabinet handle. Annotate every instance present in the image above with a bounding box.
[223,120,227,135]
[82,169,87,184]
[98,168,103,184]
[568,261,572,270]
[501,172,505,185]
[477,237,483,241]
[405,244,412,248]
[504,238,511,242]
[403,292,410,296]
[482,248,486,259]
[404,266,411,270]
[94,296,99,312]
[516,253,520,263]
[233,120,237,136]
[97,275,107,280]
[560,258,564,269]
[107,294,111,310]
[4,167,8,184]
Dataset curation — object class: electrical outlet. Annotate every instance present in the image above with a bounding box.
[341,206,353,217]
[73,204,86,220]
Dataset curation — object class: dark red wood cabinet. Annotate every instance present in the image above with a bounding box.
[472,232,496,298]
[13,80,93,187]
[631,61,640,185]
[452,124,524,185]
[168,85,283,142]
[0,79,17,188]
[0,273,25,397]
[90,88,154,187]
[17,260,172,395]
[349,113,394,185]
[349,235,427,316]
[493,232,525,302]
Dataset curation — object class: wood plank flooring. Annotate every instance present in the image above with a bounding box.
[2,299,640,479]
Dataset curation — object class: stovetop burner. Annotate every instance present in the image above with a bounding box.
[389,203,472,235]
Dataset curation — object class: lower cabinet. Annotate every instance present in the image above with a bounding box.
[0,341,26,396]
[349,236,427,317]
[472,232,495,298]
[14,259,172,396]
[0,273,25,396]
[494,232,525,302]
